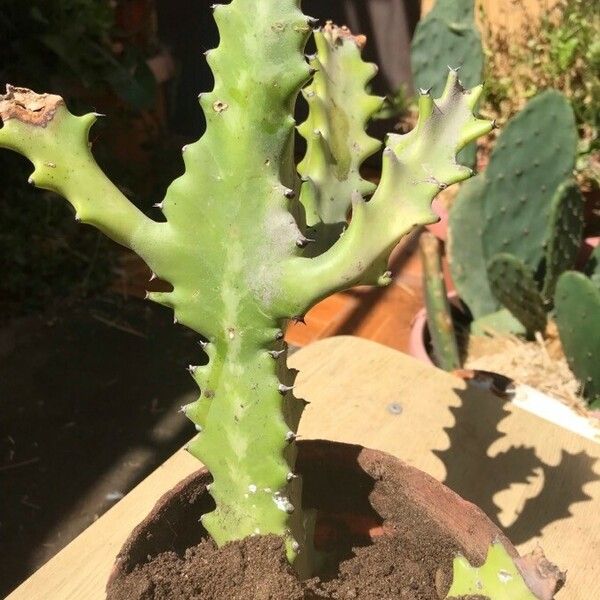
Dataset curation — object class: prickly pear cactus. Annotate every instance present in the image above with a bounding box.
[0,0,492,572]
[487,254,547,335]
[448,175,500,319]
[482,91,578,272]
[541,180,585,299]
[420,232,460,371]
[555,271,600,408]
[448,91,581,338]
[411,0,483,98]
[297,22,383,252]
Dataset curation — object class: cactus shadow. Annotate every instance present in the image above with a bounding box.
[300,443,383,573]
[435,386,598,546]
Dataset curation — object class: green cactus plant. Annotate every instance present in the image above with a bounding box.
[297,22,383,254]
[555,270,600,409]
[411,0,483,98]
[541,180,586,299]
[440,89,599,407]
[411,0,484,168]
[447,91,583,336]
[487,254,548,336]
[420,231,461,371]
[481,91,578,272]
[0,0,494,576]
[446,542,541,600]
[448,175,500,319]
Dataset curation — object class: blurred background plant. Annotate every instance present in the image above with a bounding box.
[481,0,600,187]
[0,0,165,321]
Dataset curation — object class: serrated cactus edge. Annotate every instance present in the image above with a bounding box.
[0,0,493,574]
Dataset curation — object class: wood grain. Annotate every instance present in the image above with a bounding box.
[7,337,599,600]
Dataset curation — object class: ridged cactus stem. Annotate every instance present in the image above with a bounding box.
[0,0,493,575]
[1,0,314,568]
[420,232,460,371]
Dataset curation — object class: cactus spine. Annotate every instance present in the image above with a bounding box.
[0,0,492,571]
[420,232,460,371]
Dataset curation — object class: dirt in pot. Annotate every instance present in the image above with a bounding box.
[107,442,511,600]
[107,515,460,600]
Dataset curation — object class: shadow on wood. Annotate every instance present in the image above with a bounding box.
[435,385,598,546]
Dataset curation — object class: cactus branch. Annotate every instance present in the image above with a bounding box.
[297,22,383,252]
[283,71,493,312]
[0,86,163,256]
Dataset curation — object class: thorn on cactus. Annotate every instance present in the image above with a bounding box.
[278,384,294,395]
[296,237,314,248]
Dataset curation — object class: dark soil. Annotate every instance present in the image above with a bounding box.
[107,443,506,600]
[108,535,458,600]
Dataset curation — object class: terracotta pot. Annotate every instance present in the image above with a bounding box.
[425,198,450,242]
[107,439,560,598]
[408,293,463,367]
[577,235,600,268]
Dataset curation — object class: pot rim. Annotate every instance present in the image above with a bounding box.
[107,439,562,598]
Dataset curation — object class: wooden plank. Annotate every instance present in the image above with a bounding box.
[7,336,599,599]
[294,337,600,600]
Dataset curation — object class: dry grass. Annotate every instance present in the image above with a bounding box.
[465,323,591,415]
